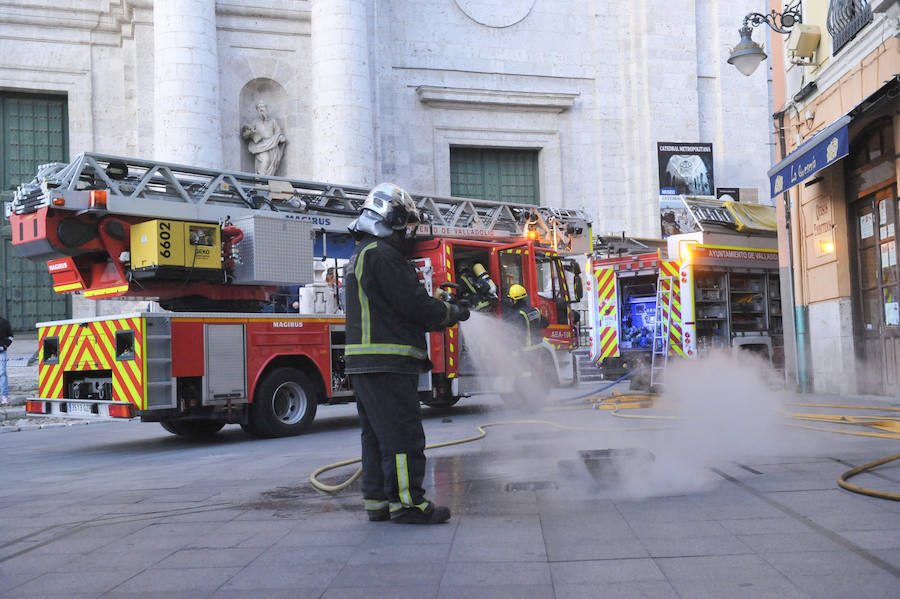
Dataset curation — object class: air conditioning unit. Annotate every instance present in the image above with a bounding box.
[787,25,821,64]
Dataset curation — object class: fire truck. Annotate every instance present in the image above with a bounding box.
[586,197,783,387]
[7,153,590,437]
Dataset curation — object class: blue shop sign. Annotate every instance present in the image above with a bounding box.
[768,115,850,199]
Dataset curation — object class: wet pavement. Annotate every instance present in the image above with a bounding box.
[0,379,898,598]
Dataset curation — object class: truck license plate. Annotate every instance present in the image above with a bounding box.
[68,402,93,415]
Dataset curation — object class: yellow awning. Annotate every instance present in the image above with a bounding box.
[725,202,777,233]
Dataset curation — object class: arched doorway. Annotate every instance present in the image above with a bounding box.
[847,116,897,394]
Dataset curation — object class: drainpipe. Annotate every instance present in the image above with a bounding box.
[795,304,809,392]
[775,109,810,392]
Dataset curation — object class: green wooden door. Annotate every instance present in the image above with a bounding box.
[1,92,70,333]
[1,237,70,332]
[450,147,540,205]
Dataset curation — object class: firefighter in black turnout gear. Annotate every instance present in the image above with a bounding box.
[345,183,470,525]
[502,284,551,409]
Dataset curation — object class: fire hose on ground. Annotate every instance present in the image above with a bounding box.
[309,379,900,501]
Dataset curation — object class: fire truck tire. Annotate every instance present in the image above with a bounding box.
[251,367,318,437]
[160,420,226,437]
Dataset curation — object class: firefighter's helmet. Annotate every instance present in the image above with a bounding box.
[348,183,421,238]
[507,284,527,302]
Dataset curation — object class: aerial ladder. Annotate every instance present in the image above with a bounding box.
[8,152,591,310]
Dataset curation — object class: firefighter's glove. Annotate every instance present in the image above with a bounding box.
[448,303,470,324]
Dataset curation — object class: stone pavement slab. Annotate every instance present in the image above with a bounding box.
[0,384,897,598]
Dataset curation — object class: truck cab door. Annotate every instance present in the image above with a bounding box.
[534,252,573,327]
[490,242,533,305]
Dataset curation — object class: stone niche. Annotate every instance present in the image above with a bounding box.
[239,78,289,176]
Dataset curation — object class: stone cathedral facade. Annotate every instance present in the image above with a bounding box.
[1,0,774,321]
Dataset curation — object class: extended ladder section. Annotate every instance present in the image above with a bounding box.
[649,275,675,388]
[11,152,591,255]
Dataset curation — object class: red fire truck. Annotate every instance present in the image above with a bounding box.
[7,154,590,437]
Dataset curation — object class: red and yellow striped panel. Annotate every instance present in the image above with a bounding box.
[596,267,618,359]
[660,261,685,356]
[38,317,146,408]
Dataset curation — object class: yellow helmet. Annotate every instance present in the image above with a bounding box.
[507,284,527,301]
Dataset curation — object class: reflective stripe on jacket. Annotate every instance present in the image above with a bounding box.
[344,235,453,374]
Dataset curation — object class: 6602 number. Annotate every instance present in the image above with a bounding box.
[160,222,172,258]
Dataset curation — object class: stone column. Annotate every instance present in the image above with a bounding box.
[311,0,375,186]
[153,0,223,168]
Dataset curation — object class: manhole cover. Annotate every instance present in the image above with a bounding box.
[579,448,655,484]
[505,481,558,492]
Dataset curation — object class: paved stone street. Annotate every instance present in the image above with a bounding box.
[0,344,898,598]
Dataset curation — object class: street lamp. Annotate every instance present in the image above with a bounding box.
[727,1,802,76]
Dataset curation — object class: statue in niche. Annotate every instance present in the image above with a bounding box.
[241,103,286,176]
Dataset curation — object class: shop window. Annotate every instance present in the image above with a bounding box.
[853,190,899,333]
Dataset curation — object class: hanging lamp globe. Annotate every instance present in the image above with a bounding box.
[727,26,768,76]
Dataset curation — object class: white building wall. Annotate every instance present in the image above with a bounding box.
[0,0,775,314]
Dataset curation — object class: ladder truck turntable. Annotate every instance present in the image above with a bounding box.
[8,153,591,437]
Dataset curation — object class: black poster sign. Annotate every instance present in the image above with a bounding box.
[716,187,740,202]
[657,142,715,196]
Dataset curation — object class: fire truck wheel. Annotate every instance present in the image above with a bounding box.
[160,420,226,437]
[251,367,318,437]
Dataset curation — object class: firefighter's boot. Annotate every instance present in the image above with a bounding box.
[391,503,451,525]
[365,500,390,522]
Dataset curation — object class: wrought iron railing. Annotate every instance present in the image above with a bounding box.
[827,0,873,55]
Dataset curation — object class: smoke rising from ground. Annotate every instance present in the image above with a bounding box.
[453,318,814,499]
[616,350,791,499]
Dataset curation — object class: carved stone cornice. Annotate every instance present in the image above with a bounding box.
[0,1,310,45]
[416,86,577,113]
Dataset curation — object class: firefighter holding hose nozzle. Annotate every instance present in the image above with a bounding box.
[345,182,469,525]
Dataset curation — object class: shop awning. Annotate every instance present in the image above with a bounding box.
[726,202,777,233]
[768,115,850,199]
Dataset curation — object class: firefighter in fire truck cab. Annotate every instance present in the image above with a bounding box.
[502,284,550,405]
[457,262,498,311]
[345,182,470,525]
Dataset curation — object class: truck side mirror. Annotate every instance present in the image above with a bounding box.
[562,260,583,303]
[572,274,583,303]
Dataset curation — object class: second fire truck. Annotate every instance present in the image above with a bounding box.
[586,197,783,387]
